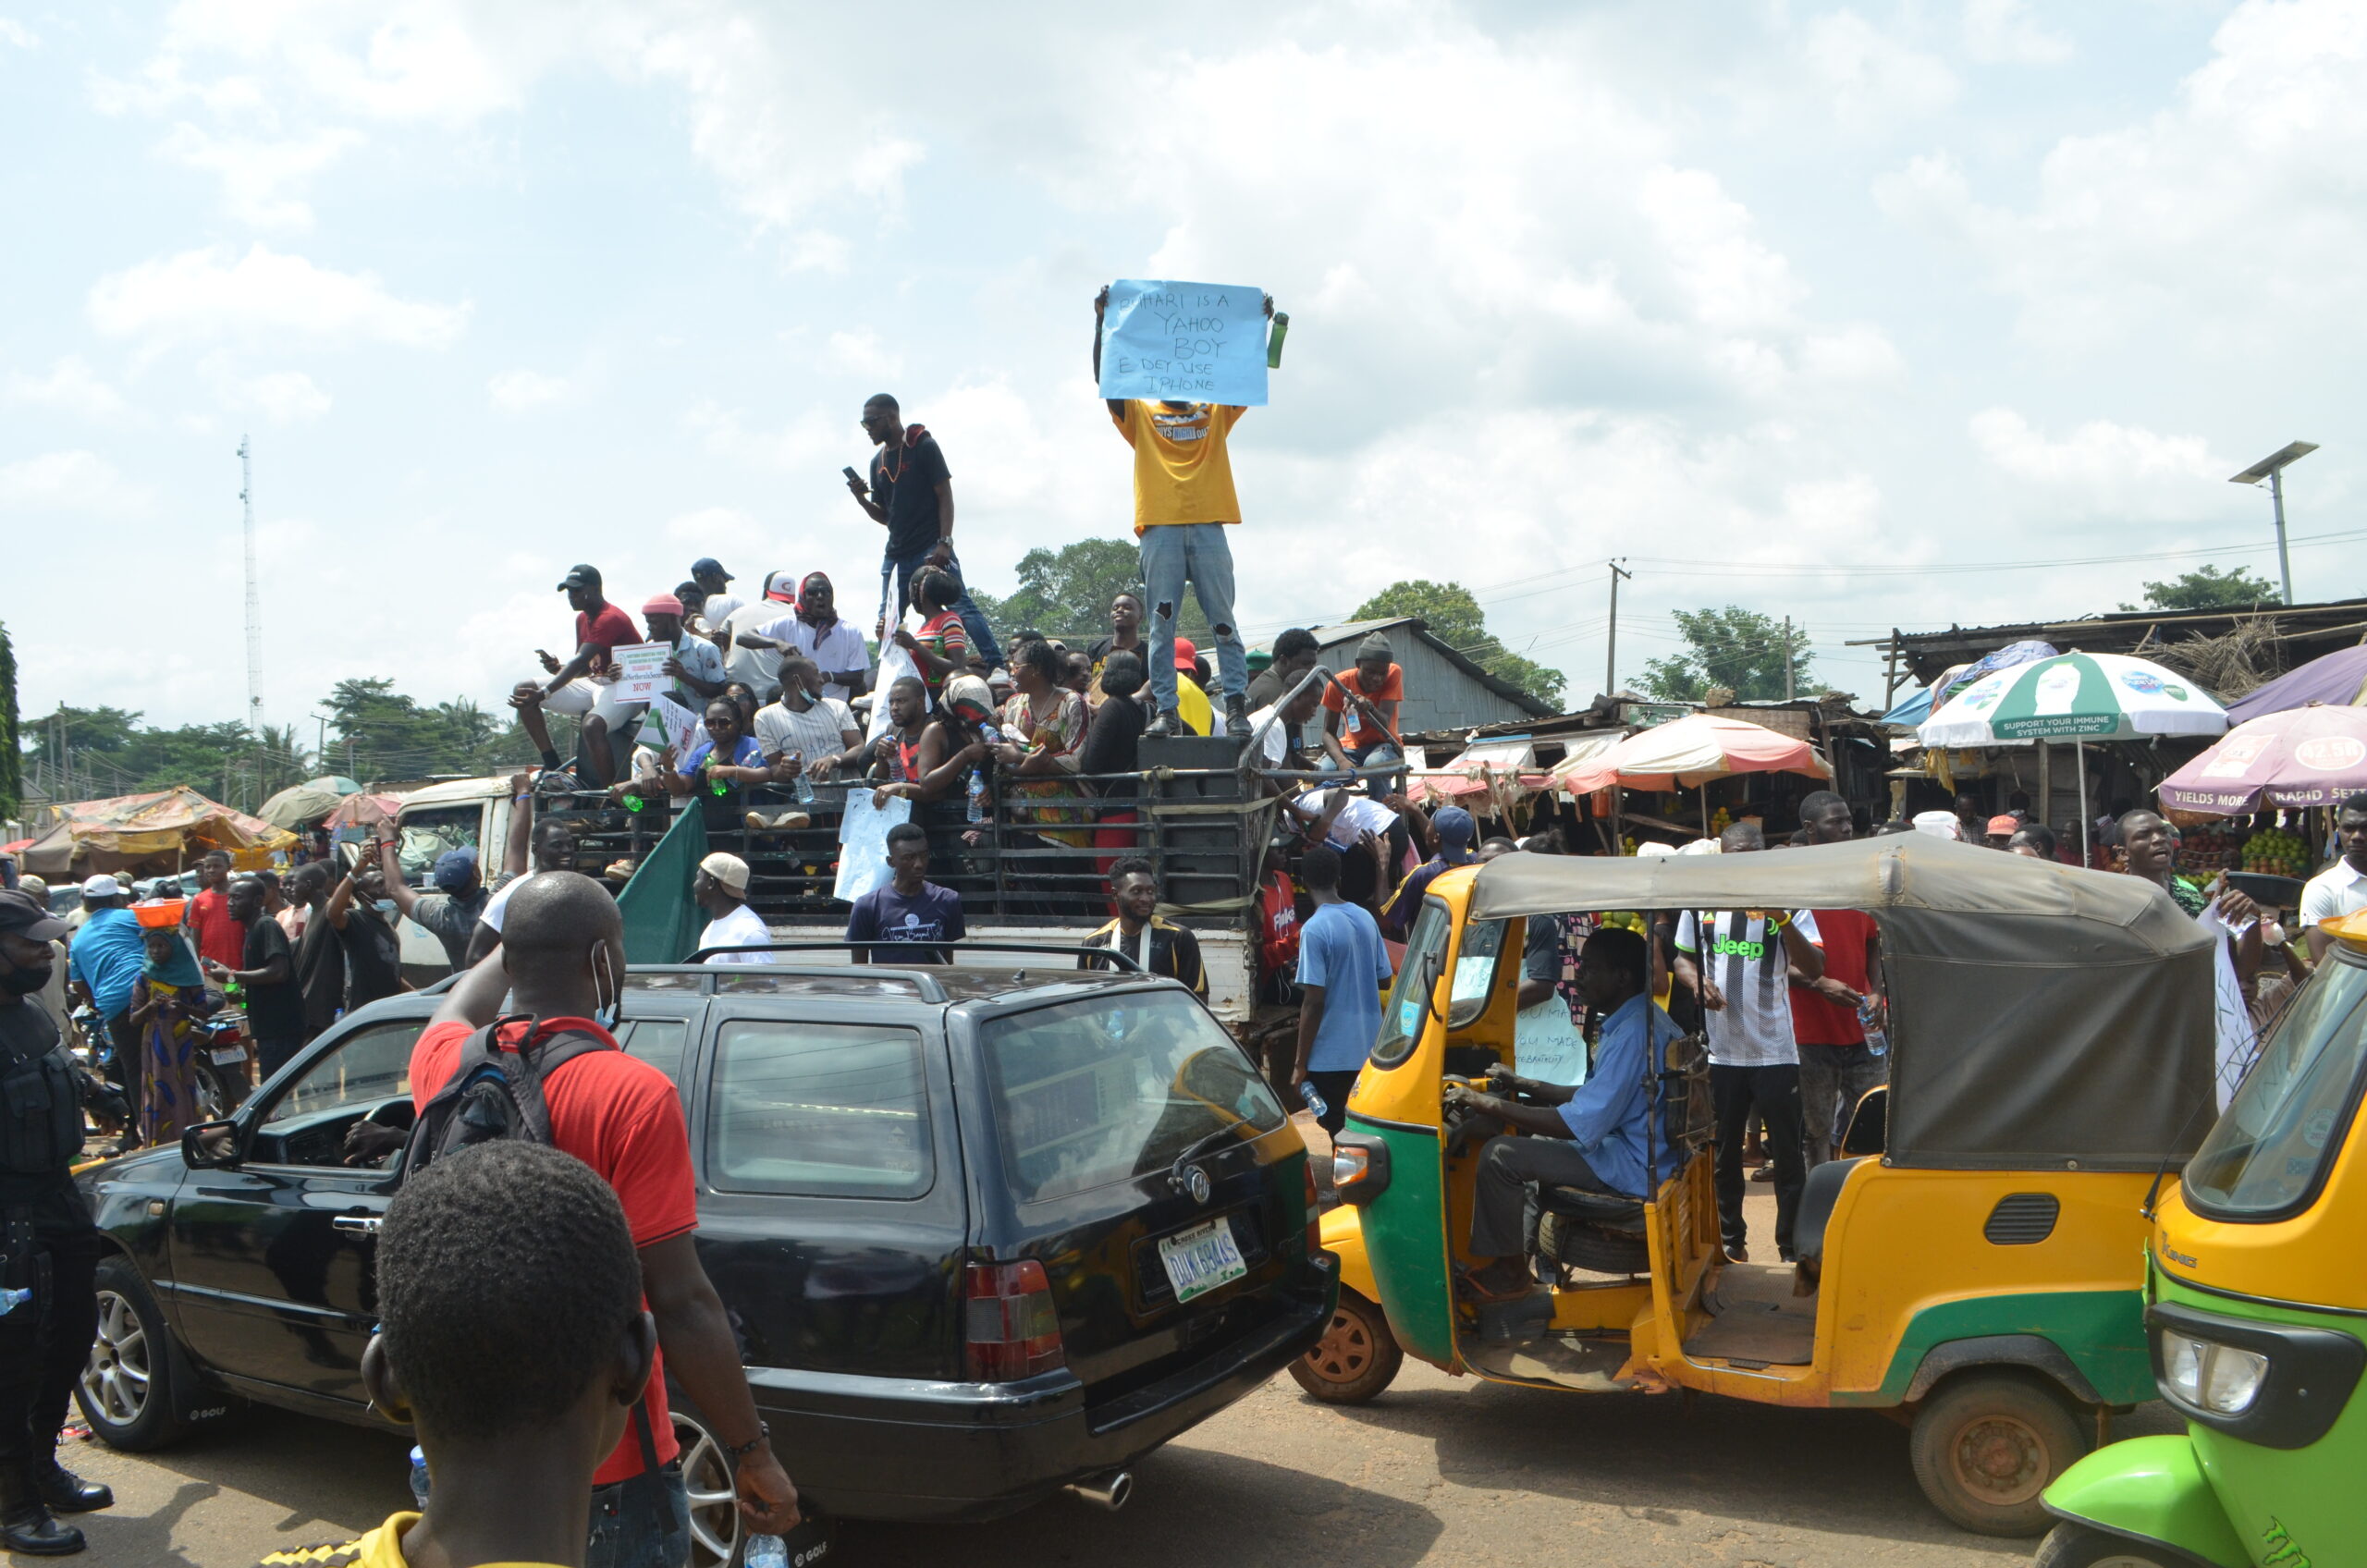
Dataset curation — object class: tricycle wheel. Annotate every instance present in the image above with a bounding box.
[1908,1372,2087,1537]
[1290,1289,1403,1404]
[2033,1522,2187,1567]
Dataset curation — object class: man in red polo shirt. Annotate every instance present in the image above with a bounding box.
[410,873,798,1566]
[1788,791,1888,1166]
[182,850,247,971]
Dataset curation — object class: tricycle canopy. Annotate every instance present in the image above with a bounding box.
[1466,834,2217,1172]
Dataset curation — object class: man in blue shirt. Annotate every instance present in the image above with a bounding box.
[65,875,148,1133]
[1450,927,1681,1292]
[1291,844,1394,1135]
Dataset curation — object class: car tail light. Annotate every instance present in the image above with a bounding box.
[965,1260,1063,1380]
[1304,1160,1322,1257]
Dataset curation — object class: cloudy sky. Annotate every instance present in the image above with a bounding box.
[5,0,2361,733]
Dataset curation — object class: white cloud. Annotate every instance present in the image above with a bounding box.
[6,357,130,420]
[682,400,840,472]
[1963,0,2074,66]
[238,369,332,423]
[159,123,362,228]
[1969,408,2228,516]
[822,330,901,379]
[0,450,154,515]
[487,369,573,411]
[88,243,468,352]
[1800,10,1959,129]
[0,18,36,49]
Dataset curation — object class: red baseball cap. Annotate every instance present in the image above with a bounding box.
[1172,636,1198,671]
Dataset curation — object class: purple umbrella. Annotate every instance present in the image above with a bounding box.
[2159,704,2367,815]
[2226,644,2367,725]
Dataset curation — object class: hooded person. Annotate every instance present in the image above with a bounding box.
[1380,804,1477,942]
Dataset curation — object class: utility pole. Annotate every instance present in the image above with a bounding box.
[240,436,263,729]
[1604,558,1633,696]
[1784,617,1795,702]
[2228,441,2317,607]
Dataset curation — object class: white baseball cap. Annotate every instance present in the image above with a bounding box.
[80,874,124,899]
[697,851,751,893]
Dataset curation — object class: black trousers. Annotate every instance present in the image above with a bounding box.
[0,1227,99,1470]
[104,1011,143,1133]
[1711,1063,1805,1259]
[1467,1135,1616,1259]
[1304,1070,1358,1138]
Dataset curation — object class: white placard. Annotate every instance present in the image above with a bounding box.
[646,693,703,757]
[834,790,914,904]
[612,642,669,702]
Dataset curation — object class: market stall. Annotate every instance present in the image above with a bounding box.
[18,787,297,877]
[1552,711,1831,849]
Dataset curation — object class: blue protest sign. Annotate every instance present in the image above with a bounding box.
[1096,279,1269,407]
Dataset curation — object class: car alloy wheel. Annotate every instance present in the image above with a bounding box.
[671,1406,741,1568]
[81,1289,150,1428]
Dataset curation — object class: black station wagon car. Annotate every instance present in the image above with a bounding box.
[76,958,1334,1562]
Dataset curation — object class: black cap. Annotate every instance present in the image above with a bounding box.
[0,890,67,943]
[690,557,733,582]
[557,564,602,592]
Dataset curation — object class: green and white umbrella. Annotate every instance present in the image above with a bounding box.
[1919,652,2228,859]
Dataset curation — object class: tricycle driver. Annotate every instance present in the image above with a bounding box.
[1444,928,1684,1298]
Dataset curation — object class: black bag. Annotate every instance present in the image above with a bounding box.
[399,1013,613,1182]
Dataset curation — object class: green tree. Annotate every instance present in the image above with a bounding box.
[971,538,1209,645]
[1349,580,1565,707]
[0,623,18,822]
[1637,606,1813,703]
[2119,564,2279,612]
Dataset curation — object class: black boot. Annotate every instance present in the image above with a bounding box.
[0,1470,84,1556]
[1223,694,1251,739]
[1143,708,1184,738]
[30,1460,111,1513]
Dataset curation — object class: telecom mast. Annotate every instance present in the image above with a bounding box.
[239,436,262,728]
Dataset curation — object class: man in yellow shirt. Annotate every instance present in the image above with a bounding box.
[1094,287,1275,741]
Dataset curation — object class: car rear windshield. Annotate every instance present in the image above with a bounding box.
[981,991,1287,1205]
[706,1020,933,1199]
[2186,951,2367,1219]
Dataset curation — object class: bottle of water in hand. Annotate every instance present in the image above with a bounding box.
[966,767,988,824]
[745,1535,789,1568]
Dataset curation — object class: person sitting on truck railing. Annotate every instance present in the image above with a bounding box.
[643,593,729,708]
[511,564,643,787]
[1245,668,1325,771]
[846,822,965,965]
[754,655,862,785]
[876,673,1000,809]
[662,698,769,799]
[730,570,869,704]
[1078,857,1207,998]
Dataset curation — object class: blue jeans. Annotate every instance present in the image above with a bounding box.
[1348,739,1404,801]
[584,1461,690,1568]
[1139,523,1246,715]
[883,545,1003,670]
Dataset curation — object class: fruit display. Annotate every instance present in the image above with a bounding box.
[1711,805,1732,834]
[2241,826,2312,879]
[2177,819,2249,875]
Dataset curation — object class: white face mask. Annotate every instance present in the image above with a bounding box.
[591,942,621,1029]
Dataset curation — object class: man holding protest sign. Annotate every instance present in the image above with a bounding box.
[1093,281,1277,741]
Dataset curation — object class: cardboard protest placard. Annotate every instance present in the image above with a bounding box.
[646,693,703,758]
[1097,279,1269,407]
[612,642,670,702]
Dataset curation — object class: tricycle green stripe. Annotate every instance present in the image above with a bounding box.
[1349,1115,1456,1367]
[1835,1288,2150,1408]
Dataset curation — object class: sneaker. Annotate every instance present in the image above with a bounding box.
[745,810,812,832]
[1143,708,1184,738]
[1223,694,1251,738]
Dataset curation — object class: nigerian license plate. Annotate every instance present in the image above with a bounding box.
[209,1047,248,1066]
[1157,1217,1246,1304]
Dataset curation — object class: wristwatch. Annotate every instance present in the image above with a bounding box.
[724,1422,770,1464]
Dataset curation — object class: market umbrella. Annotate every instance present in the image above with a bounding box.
[1879,640,2058,729]
[257,775,364,830]
[2158,704,2367,816]
[1553,713,1829,838]
[2226,644,2367,726]
[324,792,405,830]
[1919,651,2229,861]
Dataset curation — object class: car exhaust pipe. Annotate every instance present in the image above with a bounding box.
[1065,1469,1132,1511]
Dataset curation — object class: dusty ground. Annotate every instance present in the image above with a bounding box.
[47,1180,2173,1567]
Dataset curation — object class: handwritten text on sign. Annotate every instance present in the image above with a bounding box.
[1097,279,1268,407]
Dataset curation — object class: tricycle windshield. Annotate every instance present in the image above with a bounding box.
[1371,900,1450,1070]
[2186,949,2367,1220]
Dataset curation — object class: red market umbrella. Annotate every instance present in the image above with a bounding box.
[1551,712,1829,794]
[324,793,405,830]
[2158,704,2367,816]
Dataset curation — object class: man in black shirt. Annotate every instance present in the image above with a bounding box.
[325,848,405,1010]
[207,877,306,1081]
[0,889,118,1553]
[288,863,346,1045]
[846,393,1003,668]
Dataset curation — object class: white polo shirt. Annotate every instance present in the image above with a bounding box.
[2298,857,2367,929]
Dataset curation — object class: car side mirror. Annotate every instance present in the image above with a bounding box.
[182,1119,242,1170]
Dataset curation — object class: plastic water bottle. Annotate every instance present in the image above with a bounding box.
[1299,1080,1328,1121]
[745,1535,789,1568]
[620,792,645,814]
[965,768,987,824]
[0,1287,31,1317]
[408,1445,431,1508]
[792,755,816,805]
[1858,999,1889,1058]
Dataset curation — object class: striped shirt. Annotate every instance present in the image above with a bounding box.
[1674,909,1821,1068]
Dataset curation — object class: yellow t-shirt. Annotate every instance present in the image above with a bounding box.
[1112,400,1245,534]
[258,1513,561,1568]
[1177,675,1213,736]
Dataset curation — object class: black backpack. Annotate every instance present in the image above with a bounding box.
[399,1014,615,1182]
